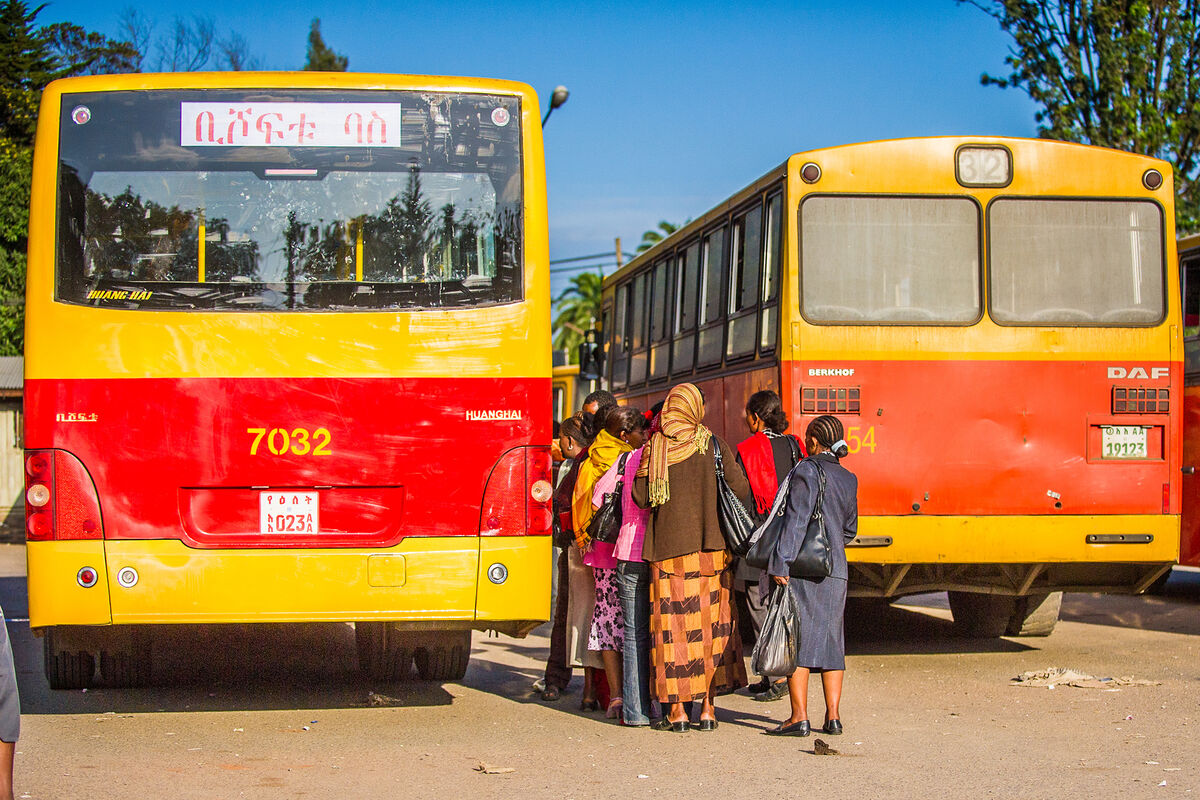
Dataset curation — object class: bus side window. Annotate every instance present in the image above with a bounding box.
[727,202,762,360]
[1184,256,1200,377]
[672,241,700,376]
[649,257,672,382]
[601,304,613,387]
[697,225,728,367]
[760,193,783,353]
[612,283,630,390]
[628,271,650,386]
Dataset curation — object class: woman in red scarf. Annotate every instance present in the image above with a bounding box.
[735,390,804,701]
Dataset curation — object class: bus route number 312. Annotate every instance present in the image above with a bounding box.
[247,427,333,456]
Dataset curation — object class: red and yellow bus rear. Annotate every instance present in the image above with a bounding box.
[25,73,552,687]
[605,137,1179,636]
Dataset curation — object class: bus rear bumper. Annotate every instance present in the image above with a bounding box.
[27,535,551,630]
[848,514,1178,597]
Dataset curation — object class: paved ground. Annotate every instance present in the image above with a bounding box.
[3,543,1198,799]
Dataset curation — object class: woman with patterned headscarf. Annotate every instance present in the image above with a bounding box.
[631,383,752,732]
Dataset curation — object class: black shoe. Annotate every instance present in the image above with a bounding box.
[651,718,690,733]
[696,718,718,732]
[823,719,843,735]
[747,677,771,694]
[765,719,811,737]
[752,680,789,702]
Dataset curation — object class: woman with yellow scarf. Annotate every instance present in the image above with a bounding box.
[632,383,751,732]
[571,409,634,716]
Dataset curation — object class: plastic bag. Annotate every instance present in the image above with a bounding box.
[750,583,802,678]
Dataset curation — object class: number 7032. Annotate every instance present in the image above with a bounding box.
[247,427,333,456]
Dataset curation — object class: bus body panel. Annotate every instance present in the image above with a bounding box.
[26,541,112,625]
[782,359,1180,516]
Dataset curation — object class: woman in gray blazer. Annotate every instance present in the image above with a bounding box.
[765,415,858,738]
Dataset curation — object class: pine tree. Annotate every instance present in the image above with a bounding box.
[304,19,347,71]
[0,0,61,354]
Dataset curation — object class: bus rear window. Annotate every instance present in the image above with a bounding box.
[988,199,1164,326]
[55,90,523,311]
[800,196,980,324]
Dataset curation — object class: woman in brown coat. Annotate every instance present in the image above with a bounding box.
[632,383,751,732]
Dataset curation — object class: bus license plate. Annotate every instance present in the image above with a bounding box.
[259,491,320,534]
[1101,425,1148,459]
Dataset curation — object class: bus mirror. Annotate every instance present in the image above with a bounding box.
[578,329,604,381]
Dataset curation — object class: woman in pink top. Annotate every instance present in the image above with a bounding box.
[591,407,652,725]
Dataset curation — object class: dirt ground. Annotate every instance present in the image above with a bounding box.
[3,544,1198,799]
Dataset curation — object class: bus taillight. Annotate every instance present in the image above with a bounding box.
[526,446,553,536]
[23,449,104,542]
[479,447,554,536]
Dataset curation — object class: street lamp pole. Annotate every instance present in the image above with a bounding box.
[541,85,570,127]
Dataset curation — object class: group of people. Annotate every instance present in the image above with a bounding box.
[540,383,858,735]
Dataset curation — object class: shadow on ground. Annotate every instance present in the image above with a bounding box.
[1060,569,1200,637]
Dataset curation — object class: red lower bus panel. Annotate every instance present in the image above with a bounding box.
[783,359,1179,517]
[24,376,550,548]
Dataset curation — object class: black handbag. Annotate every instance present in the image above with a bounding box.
[714,444,756,556]
[744,459,833,579]
[586,452,629,545]
[790,460,833,579]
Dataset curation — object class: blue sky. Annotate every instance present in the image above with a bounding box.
[37,0,1040,297]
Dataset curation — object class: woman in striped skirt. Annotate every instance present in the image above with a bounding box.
[631,383,751,732]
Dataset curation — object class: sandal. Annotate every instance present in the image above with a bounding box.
[580,698,599,712]
[605,697,624,719]
[540,685,562,701]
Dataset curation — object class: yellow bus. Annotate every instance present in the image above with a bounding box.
[603,137,1180,636]
[25,72,553,687]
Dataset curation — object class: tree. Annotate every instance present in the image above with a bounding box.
[636,220,685,253]
[551,271,603,360]
[0,0,60,144]
[967,0,1200,231]
[0,0,61,355]
[304,19,347,71]
[44,22,138,76]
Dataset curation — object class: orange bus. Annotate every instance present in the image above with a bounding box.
[603,137,1180,636]
[25,72,553,688]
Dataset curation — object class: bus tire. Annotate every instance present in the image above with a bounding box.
[1004,592,1062,637]
[413,631,471,682]
[43,628,95,690]
[355,622,413,682]
[948,592,1016,638]
[98,629,153,687]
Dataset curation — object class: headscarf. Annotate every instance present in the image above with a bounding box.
[635,383,711,506]
[572,429,632,549]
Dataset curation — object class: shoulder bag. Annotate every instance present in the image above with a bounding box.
[743,459,833,579]
[714,444,756,556]
[586,452,629,545]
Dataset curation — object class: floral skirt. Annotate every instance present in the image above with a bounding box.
[588,566,624,651]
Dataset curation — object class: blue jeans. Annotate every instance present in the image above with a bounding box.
[616,559,653,725]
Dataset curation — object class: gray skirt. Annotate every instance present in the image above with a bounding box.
[0,609,20,742]
[788,574,847,672]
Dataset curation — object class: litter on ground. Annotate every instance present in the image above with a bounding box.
[1011,668,1160,689]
